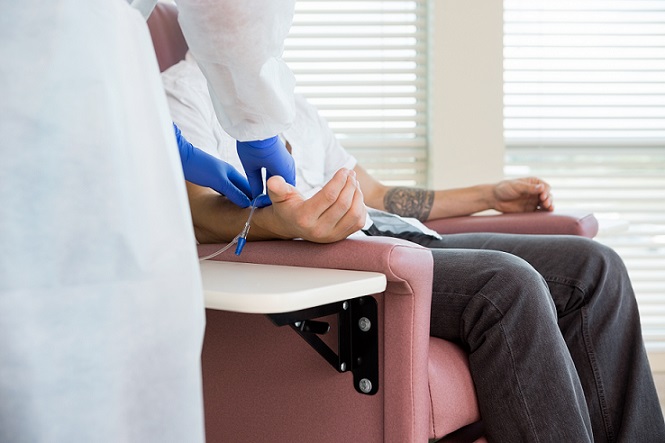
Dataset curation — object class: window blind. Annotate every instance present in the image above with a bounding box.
[504,0,665,350]
[284,0,429,186]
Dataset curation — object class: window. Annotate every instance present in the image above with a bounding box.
[504,0,665,350]
[284,0,429,186]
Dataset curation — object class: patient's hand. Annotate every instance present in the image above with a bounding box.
[492,177,554,213]
[253,168,366,243]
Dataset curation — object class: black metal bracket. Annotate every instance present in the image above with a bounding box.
[268,296,379,395]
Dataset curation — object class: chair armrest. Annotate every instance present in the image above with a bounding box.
[198,236,434,442]
[424,211,599,238]
[198,236,433,295]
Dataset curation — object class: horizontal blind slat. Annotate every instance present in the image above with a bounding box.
[288,0,429,188]
[504,146,665,350]
[505,0,665,351]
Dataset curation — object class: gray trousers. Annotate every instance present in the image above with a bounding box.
[373,229,665,442]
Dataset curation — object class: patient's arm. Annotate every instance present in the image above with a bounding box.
[187,168,366,244]
[354,164,553,221]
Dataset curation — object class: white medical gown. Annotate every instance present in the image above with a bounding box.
[0,1,205,442]
[177,0,297,141]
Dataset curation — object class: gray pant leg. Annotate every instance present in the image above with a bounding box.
[410,232,665,443]
[427,247,592,442]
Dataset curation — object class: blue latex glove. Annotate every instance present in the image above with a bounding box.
[173,123,251,208]
[236,136,296,207]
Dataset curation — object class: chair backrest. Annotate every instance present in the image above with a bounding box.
[146,2,188,72]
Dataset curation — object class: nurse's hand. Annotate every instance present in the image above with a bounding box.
[236,136,296,207]
[174,123,252,208]
[254,168,366,243]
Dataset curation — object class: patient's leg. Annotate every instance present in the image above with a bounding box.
[426,247,592,442]
[421,234,665,443]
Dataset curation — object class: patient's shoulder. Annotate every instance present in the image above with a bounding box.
[161,52,207,93]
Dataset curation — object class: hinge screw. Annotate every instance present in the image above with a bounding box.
[359,378,372,393]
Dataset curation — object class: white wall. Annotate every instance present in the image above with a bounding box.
[428,0,504,189]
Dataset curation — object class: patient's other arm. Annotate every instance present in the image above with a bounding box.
[187,168,366,244]
[354,164,553,221]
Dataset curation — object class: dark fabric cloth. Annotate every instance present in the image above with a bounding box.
[364,208,440,239]
[365,227,665,442]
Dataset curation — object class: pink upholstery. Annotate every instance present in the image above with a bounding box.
[197,237,484,442]
[148,5,598,441]
[425,211,599,238]
[199,237,439,442]
[428,339,480,438]
[146,3,188,72]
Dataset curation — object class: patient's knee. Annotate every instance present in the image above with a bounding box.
[463,252,557,340]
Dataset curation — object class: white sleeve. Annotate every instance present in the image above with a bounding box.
[163,56,246,174]
[311,102,357,181]
[162,60,220,158]
[176,0,296,142]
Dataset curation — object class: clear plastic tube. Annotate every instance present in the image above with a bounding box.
[198,195,262,261]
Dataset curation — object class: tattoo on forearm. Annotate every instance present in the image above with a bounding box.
[383,187,434,221]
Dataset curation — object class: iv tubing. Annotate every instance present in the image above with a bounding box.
[198,195,262,261]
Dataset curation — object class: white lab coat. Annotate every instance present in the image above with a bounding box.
[0,1,205,442]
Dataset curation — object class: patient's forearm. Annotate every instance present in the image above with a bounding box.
[185,182,289,244]
[428,185,495,219]
[185,169,365,244]
[355,164,493,221]
[383,187,435,221]
[381,185,494,221]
